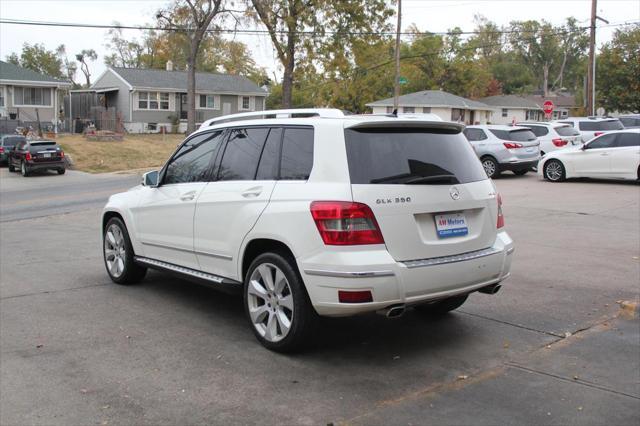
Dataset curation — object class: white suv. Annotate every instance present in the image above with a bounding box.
[555,117,624,142]
[515,122,582,156]
[102,109,514,352]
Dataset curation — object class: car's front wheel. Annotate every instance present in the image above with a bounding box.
[103,217,147,285]
[544,159,566,182]
[8,162,15,172]
[244,252,316,352]
[414,294,469,316]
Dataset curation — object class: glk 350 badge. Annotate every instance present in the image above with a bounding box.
[376,197,412,204]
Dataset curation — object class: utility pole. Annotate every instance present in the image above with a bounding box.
[586,0,597,116]
[393,0,402,114]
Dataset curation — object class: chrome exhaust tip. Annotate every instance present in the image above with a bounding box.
[478,284,502,295]
[377,304,406,318]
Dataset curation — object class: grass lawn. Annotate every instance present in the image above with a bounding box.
[57,133,183,173]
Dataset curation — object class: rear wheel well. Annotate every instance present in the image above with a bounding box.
[242,239,296,280]
[102,211,124,233]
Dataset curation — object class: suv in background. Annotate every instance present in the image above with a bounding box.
[8,140,66,176]
[556,117,624,142]
[463,125,540,178]
[0,135,26,165]
[618,114,640,129]
[515,122,582,156]
[101,109,513,352]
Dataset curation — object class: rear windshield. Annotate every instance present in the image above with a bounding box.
[579,120,623,131]
[555,126,581,137]
[344,128,487,185]
[2,136,25,147]
[29,141,56,146]
[619,117,640,127]
[489,129,537,142]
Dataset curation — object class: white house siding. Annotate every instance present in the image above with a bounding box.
[491,108,528,125]
[371,105,491,124]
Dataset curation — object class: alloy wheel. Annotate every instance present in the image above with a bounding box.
[247,263,294,343]
[482,159,496,178]
[104,224,126,278]
[545,161,563,181]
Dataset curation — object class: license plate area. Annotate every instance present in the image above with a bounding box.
[434,213,468,238]
[43,153,51,158]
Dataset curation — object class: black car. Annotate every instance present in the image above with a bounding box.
[0,135,26,165]
[8,139,66,176]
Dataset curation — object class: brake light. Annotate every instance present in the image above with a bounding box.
[503,142,523,149]
[594,132,604,137]
[60,150,65,158]
[496,194,505,229]
[310,201,384,245]
[552,138,568,147]
[338,290,373,304]
[25,152,32,161]
[0,147,4,153]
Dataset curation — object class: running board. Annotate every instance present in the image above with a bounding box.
[134,256,242,288]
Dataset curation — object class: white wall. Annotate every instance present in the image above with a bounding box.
[490,108,528,125]
[370,105,492,124]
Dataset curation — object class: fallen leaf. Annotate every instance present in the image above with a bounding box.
[564,332,572,338]
[457,375,468,380]
[36,344,43,349]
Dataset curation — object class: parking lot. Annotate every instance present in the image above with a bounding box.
[1,168,638,425]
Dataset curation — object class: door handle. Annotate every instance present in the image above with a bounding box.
[241,186,263,198]
[180,191,196,201]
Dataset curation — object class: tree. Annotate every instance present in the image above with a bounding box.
[248,0,393,108]
[7,43,65,79]
[597,24,640,113]
[156,0,230,133]
[76,49,97,87]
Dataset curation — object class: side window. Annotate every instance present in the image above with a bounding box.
[280,127,314,180]
[587,134,617,149]
[256,128,283,180]
[615,133,640,147]
[463,128,486,141]
[163,130,224,184]
[218,127,270,181]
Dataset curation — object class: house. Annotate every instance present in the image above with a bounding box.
[85,63,268,133]
[366,90,495,125]
[525,93,578,120]
[0,60,72,130]
[479,95,544,124]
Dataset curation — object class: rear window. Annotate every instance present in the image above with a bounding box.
[29,141,56,146]
[489,129,537,142]
[555,126,581,137]
[579,120,624,131]
[619,117,640,127]
[344,128,487,185]
[523,125,549,137]
[2,136,25,147]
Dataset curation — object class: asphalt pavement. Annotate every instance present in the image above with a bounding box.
[0,168,638,425]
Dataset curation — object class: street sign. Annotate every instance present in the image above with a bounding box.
[399,77,408,85]
[543,100,554,119]
[596,107,605,116]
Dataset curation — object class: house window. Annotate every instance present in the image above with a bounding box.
[423,107,431,113]
[13,87,52,106]
[0,88,4,107]
[138,92,170,110]
[386,106,393,113]
[403,107,415,113]
[451,108,465,122]
[502,108,508,117]
[241,96,251,110]
[199,94,219,109]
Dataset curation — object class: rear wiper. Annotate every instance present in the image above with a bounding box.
[405,174,458,184]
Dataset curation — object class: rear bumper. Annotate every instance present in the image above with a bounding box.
[499,159,538,172]
[299,231,514,317]
[25,161,65,171]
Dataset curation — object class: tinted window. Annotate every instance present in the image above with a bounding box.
[256,128,282,180]
[619,117,640,127]
[164,131,224,184]
[29,141,56,146]
[489,129,537,142]
[280,127,314,180]
[218,127,269,181]
[345,128,487,185]
[555,126,580,137]
[2,136,25,147]
[587,134,617,149]
[558,121,574,127]
[525,125,549,137]
[463,128,487,141]
[615,133,640,147]
[580,120,624,131]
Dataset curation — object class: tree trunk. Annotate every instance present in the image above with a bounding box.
[543,63,549,97]
[186,42,198,134]
[282,56,295,108]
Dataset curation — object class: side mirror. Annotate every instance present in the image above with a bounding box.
[142,170,159,187]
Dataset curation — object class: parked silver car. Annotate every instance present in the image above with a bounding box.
[463,125,540,178]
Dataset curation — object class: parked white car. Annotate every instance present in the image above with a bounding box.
[101,109,514,352]
[555,117,624,142]
[515,122,582,156]
[539,129,640,182]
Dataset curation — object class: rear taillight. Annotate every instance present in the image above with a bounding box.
[0,147,4,153]
[60,150,65,158]
[503,142,523,149]
[25,152,32,161]
[310,201,384,245]
[594,132,604,137]
[552,138,568,147]
[496,194,505,229]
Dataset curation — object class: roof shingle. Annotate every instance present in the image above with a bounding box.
[366,90,493,110]
[479,95,542,109]
[0,60,71,85]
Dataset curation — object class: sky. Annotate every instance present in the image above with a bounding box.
[1,0,639,84]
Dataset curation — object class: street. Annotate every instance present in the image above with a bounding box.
[1,169,638,425]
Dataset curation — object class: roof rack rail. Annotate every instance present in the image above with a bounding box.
[199,108,346,129]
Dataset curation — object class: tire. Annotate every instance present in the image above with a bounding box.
[481,157,500,179]
[415,294,469,316]
[514,170,528,176]
[20,161,30,177]
[103,217,147,285]
[543,159,566,182]
[244,252,316,352]
[57,168,66,175]
[8,163,15,172]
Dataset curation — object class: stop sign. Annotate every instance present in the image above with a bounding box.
[543,100,554,117]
